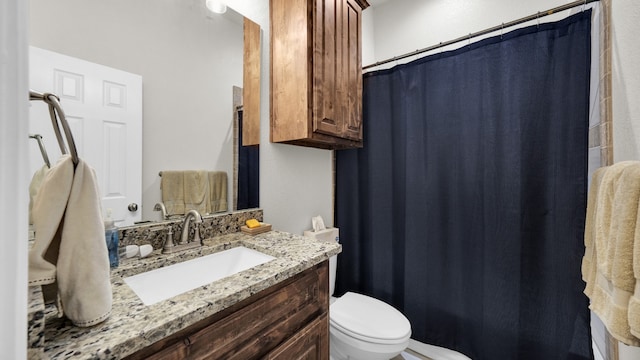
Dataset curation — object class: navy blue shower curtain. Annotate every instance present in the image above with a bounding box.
[237,110,259,209]
[336,11,593,360]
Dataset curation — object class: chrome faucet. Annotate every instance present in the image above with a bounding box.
[153,202,169,220]
[180,209,203,245]
[161,209,203,254]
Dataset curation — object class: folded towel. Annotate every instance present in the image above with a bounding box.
[29,155,112,327]
[28,164,50,225]
[184,170,209,214]
[586,161,640,345]
[208,171,228,213]
[161,171,185,215]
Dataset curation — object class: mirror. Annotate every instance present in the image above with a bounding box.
[28,0,260,225]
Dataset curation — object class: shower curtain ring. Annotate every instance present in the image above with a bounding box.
[468,33,471,46]
[537,11,540,29]
[582,0,587,12]
[501,23,504,39]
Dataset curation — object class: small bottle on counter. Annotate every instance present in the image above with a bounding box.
[104,208,119,268]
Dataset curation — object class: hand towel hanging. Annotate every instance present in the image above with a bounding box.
[28,155,112,327]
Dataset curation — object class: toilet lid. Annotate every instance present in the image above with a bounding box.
[330,292,411,343]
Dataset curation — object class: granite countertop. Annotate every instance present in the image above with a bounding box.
[37,230,341,359]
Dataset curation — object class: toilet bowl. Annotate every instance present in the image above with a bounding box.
[304,228,412,360]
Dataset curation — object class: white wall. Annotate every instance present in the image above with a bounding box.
[363,0,569,69]
[0,0,28,357]
[29,0,243,221]
[612,0,640,162]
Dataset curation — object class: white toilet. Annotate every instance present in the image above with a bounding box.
[304,228,412,360]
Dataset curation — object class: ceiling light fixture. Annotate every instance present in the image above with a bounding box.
[205,0,227,14]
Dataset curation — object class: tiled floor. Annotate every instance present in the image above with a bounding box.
[392,349,433,360]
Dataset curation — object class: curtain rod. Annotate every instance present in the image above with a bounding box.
[363,0,599,71]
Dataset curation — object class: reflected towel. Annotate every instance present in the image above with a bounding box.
[184,170,209,214]
[208,171,228,213]
[28,155,112,327]
[28,164,49,225]
[161,171,185,215]
[587,161,640,345]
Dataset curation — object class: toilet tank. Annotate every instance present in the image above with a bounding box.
[303,227,339,297]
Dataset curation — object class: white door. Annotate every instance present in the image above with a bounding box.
[29,46,142,226]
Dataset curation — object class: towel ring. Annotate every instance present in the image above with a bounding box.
[29,90,79,166]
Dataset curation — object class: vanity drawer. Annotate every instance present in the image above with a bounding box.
[128,261,329,359]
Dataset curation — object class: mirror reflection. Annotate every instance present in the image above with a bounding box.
[28,0,260,226]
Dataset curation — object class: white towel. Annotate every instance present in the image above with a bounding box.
[28,155,112,327]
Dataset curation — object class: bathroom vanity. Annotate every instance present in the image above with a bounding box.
[28,230,339,359]
[126,261,328,359]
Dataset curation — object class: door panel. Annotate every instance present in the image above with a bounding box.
[29,46,142,225]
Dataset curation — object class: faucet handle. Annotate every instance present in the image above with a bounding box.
[193,224,202,244]
[163,226,175,252]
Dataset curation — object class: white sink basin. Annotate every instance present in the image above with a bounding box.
[124,246,276,305]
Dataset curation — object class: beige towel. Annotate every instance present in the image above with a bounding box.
[184,170,209,214]
[208,171,228,213]
[630,170,640,338]
[28,164,50,225]
[161,171,185,215]
[29,155,112,327]
[582,166,608,297]
[587,161,640,345]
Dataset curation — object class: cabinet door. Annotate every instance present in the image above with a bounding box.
[313,0,363,142]
[342,0,363,141]
[264,314,329,360]
[313,0,344,138]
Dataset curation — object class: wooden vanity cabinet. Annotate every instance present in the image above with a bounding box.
[264,314,329,359]
[125,261,329,360]
[270,0,370,150]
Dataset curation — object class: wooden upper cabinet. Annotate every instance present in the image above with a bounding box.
[270,0,369,150]
[242,17,261,146]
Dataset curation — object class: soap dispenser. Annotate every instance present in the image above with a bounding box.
[104,209,119,268]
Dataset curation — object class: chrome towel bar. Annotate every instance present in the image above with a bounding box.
[28,134,51,168]
[29,90,79,166]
